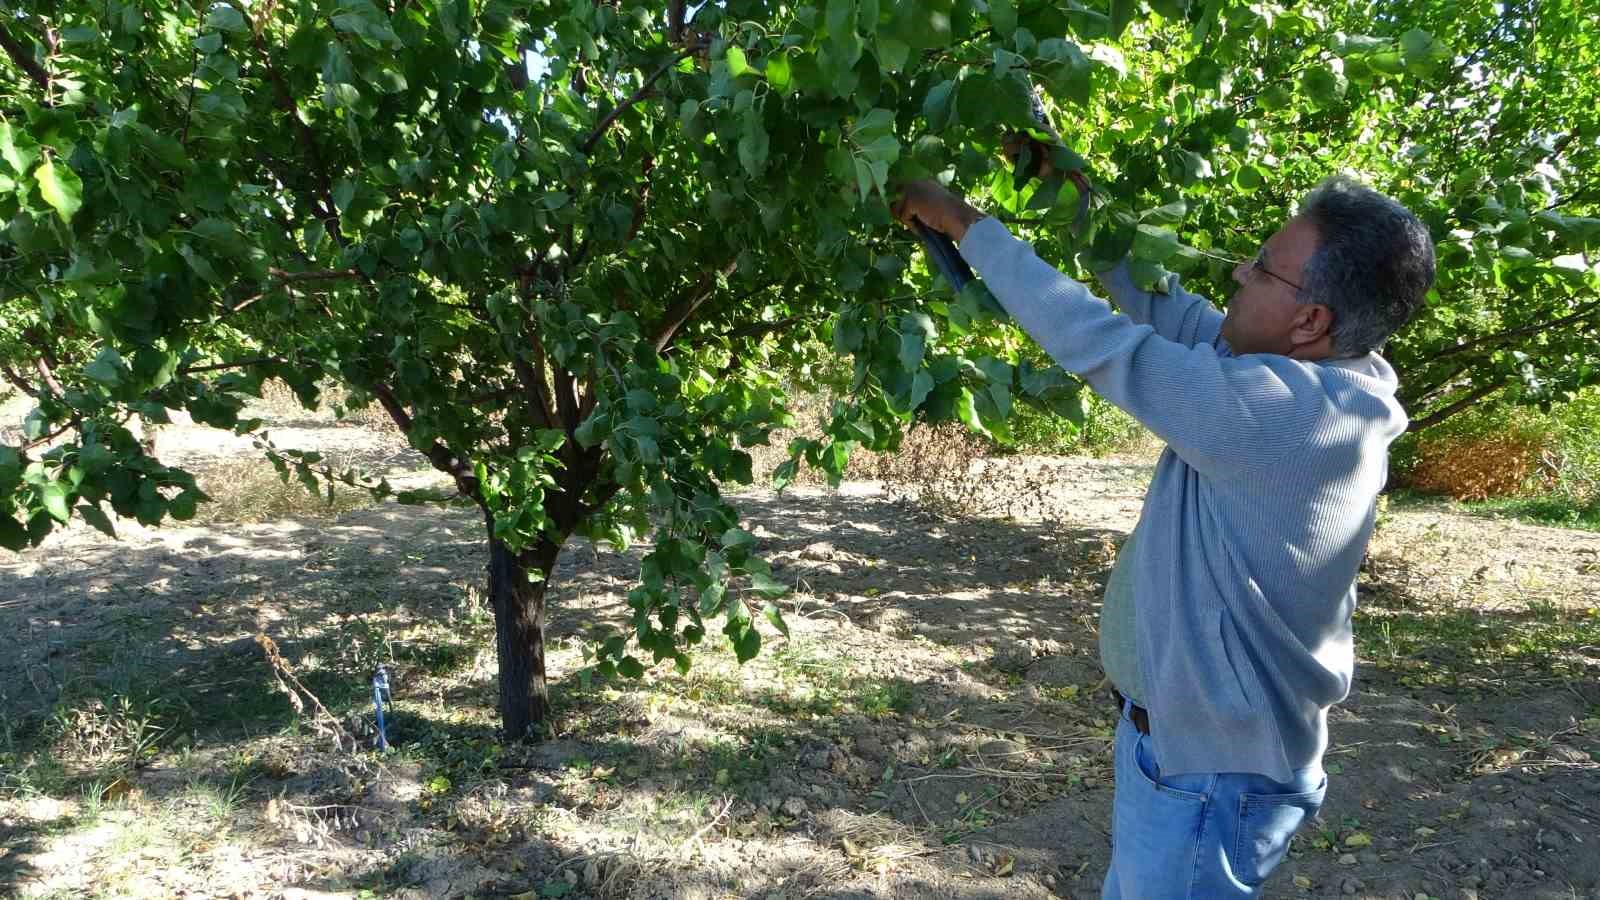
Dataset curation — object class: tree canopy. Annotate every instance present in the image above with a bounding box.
[2,0,1595,734]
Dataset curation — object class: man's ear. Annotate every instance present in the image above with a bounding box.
[1290,303,1334,344]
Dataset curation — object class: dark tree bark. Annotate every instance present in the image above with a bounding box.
[486,524,561,740]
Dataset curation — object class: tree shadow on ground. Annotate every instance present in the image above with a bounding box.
[4,481,1599,897]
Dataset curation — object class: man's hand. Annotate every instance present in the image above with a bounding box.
[1001,132,1057,180]
[892,180,986,243]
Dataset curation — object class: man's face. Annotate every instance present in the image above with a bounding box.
[1220,216,1322,356]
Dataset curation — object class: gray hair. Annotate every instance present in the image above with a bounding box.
[1295,175,1435,356]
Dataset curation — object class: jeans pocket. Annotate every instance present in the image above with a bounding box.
[1230,783,1326,887]
[1132,729,1212,801]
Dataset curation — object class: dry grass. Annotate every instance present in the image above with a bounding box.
[1405,428,1557,501]
[189,455,380,524]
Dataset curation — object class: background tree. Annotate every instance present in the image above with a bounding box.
[3,0,1594,738]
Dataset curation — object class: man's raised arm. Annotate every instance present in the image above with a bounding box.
[1094,263,1227,350]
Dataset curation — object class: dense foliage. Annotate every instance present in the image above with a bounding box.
[3,0,1595,735]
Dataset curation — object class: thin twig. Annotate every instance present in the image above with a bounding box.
[579,46,702,155]
[255,633,355,751]
[678,795,734,860]
[19,421,73,451]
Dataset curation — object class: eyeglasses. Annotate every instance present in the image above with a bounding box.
[1247,252,1304,293]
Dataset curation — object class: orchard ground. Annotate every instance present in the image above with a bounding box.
[2,396,1599,900]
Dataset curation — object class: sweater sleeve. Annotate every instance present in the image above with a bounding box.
[961,218,1321,477]
[1094,261,1227,349]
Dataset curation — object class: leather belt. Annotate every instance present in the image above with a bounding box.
[1115,692,1151,735]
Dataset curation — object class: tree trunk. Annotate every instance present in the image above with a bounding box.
[486,526,561,740]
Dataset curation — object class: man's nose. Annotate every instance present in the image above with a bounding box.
[1232,259,1250,285]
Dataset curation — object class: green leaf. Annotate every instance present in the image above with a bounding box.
[772,457,800,491]
[728,620,761,663]
[1399,28,1438,64]
[726,45,752,78]
[0,447,20,491]
[991,0,1018,38]
[877,37,910,73]
[922,80,956,131]
[853,156,875,204]
[765,52,793,91]
[205,5,248,32]
[739,115,770,178]
[83,346,126,387]
[0,515,27,551]
[826,0,856,48]
[22,409,49,441]
[179,245,221,284]
[699,579,727,615]
[910,370,934,410]
[1109,0,1136,40]
[1257,83,1293,111]
[34,158,83,224]
[1234,165,1265,191]
[40,482,71,524]
[1300,65,1348,108]
[333,177,357,214]
[750,571,788,598]
[898,313,934,370]
[722,527,757,553]
[0,121,40,175]
[617,656,646,678]
[955,387,989,437]
[763,603,790,638]
[1132,224,1180,262]
[78,503,117,538]
[1141,200,1187,225]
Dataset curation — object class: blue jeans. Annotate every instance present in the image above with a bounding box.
[1102,702,1327,899]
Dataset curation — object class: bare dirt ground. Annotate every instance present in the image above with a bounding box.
[2,416,1598,900]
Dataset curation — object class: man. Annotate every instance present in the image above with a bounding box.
[894,175,1435,898]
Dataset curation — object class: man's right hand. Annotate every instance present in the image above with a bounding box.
[1002,132,1057,179]
[891,180,986,244]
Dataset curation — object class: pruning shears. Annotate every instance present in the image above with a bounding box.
[913,90,1094,293]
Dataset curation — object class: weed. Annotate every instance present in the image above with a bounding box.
[853,679,913,719]
[1355,593,1600,692]
[1460,493,1600,532]
[47,694,170,774]
[191,775,250,822]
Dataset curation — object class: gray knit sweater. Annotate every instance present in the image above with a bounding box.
[960,218,1406,781]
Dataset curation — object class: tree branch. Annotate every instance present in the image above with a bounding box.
[626,153,655,243]
[1408,381,1508,432]
[222,268,361,318]
[553,364,580,433]
[1399,360,1472,407]
[2,363,38,398]
[668,0,686,44]
[0,21,51,94]
[20,421,73,451]
[650,260,739,354]
[579,47,700,155]
[246,26,348,247]
[178,356,287,375]
[1428,299,1600,363]
[510,353,556,431]
[368,381,480,498]
[694,315,807,348]
[33,354,66,400]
